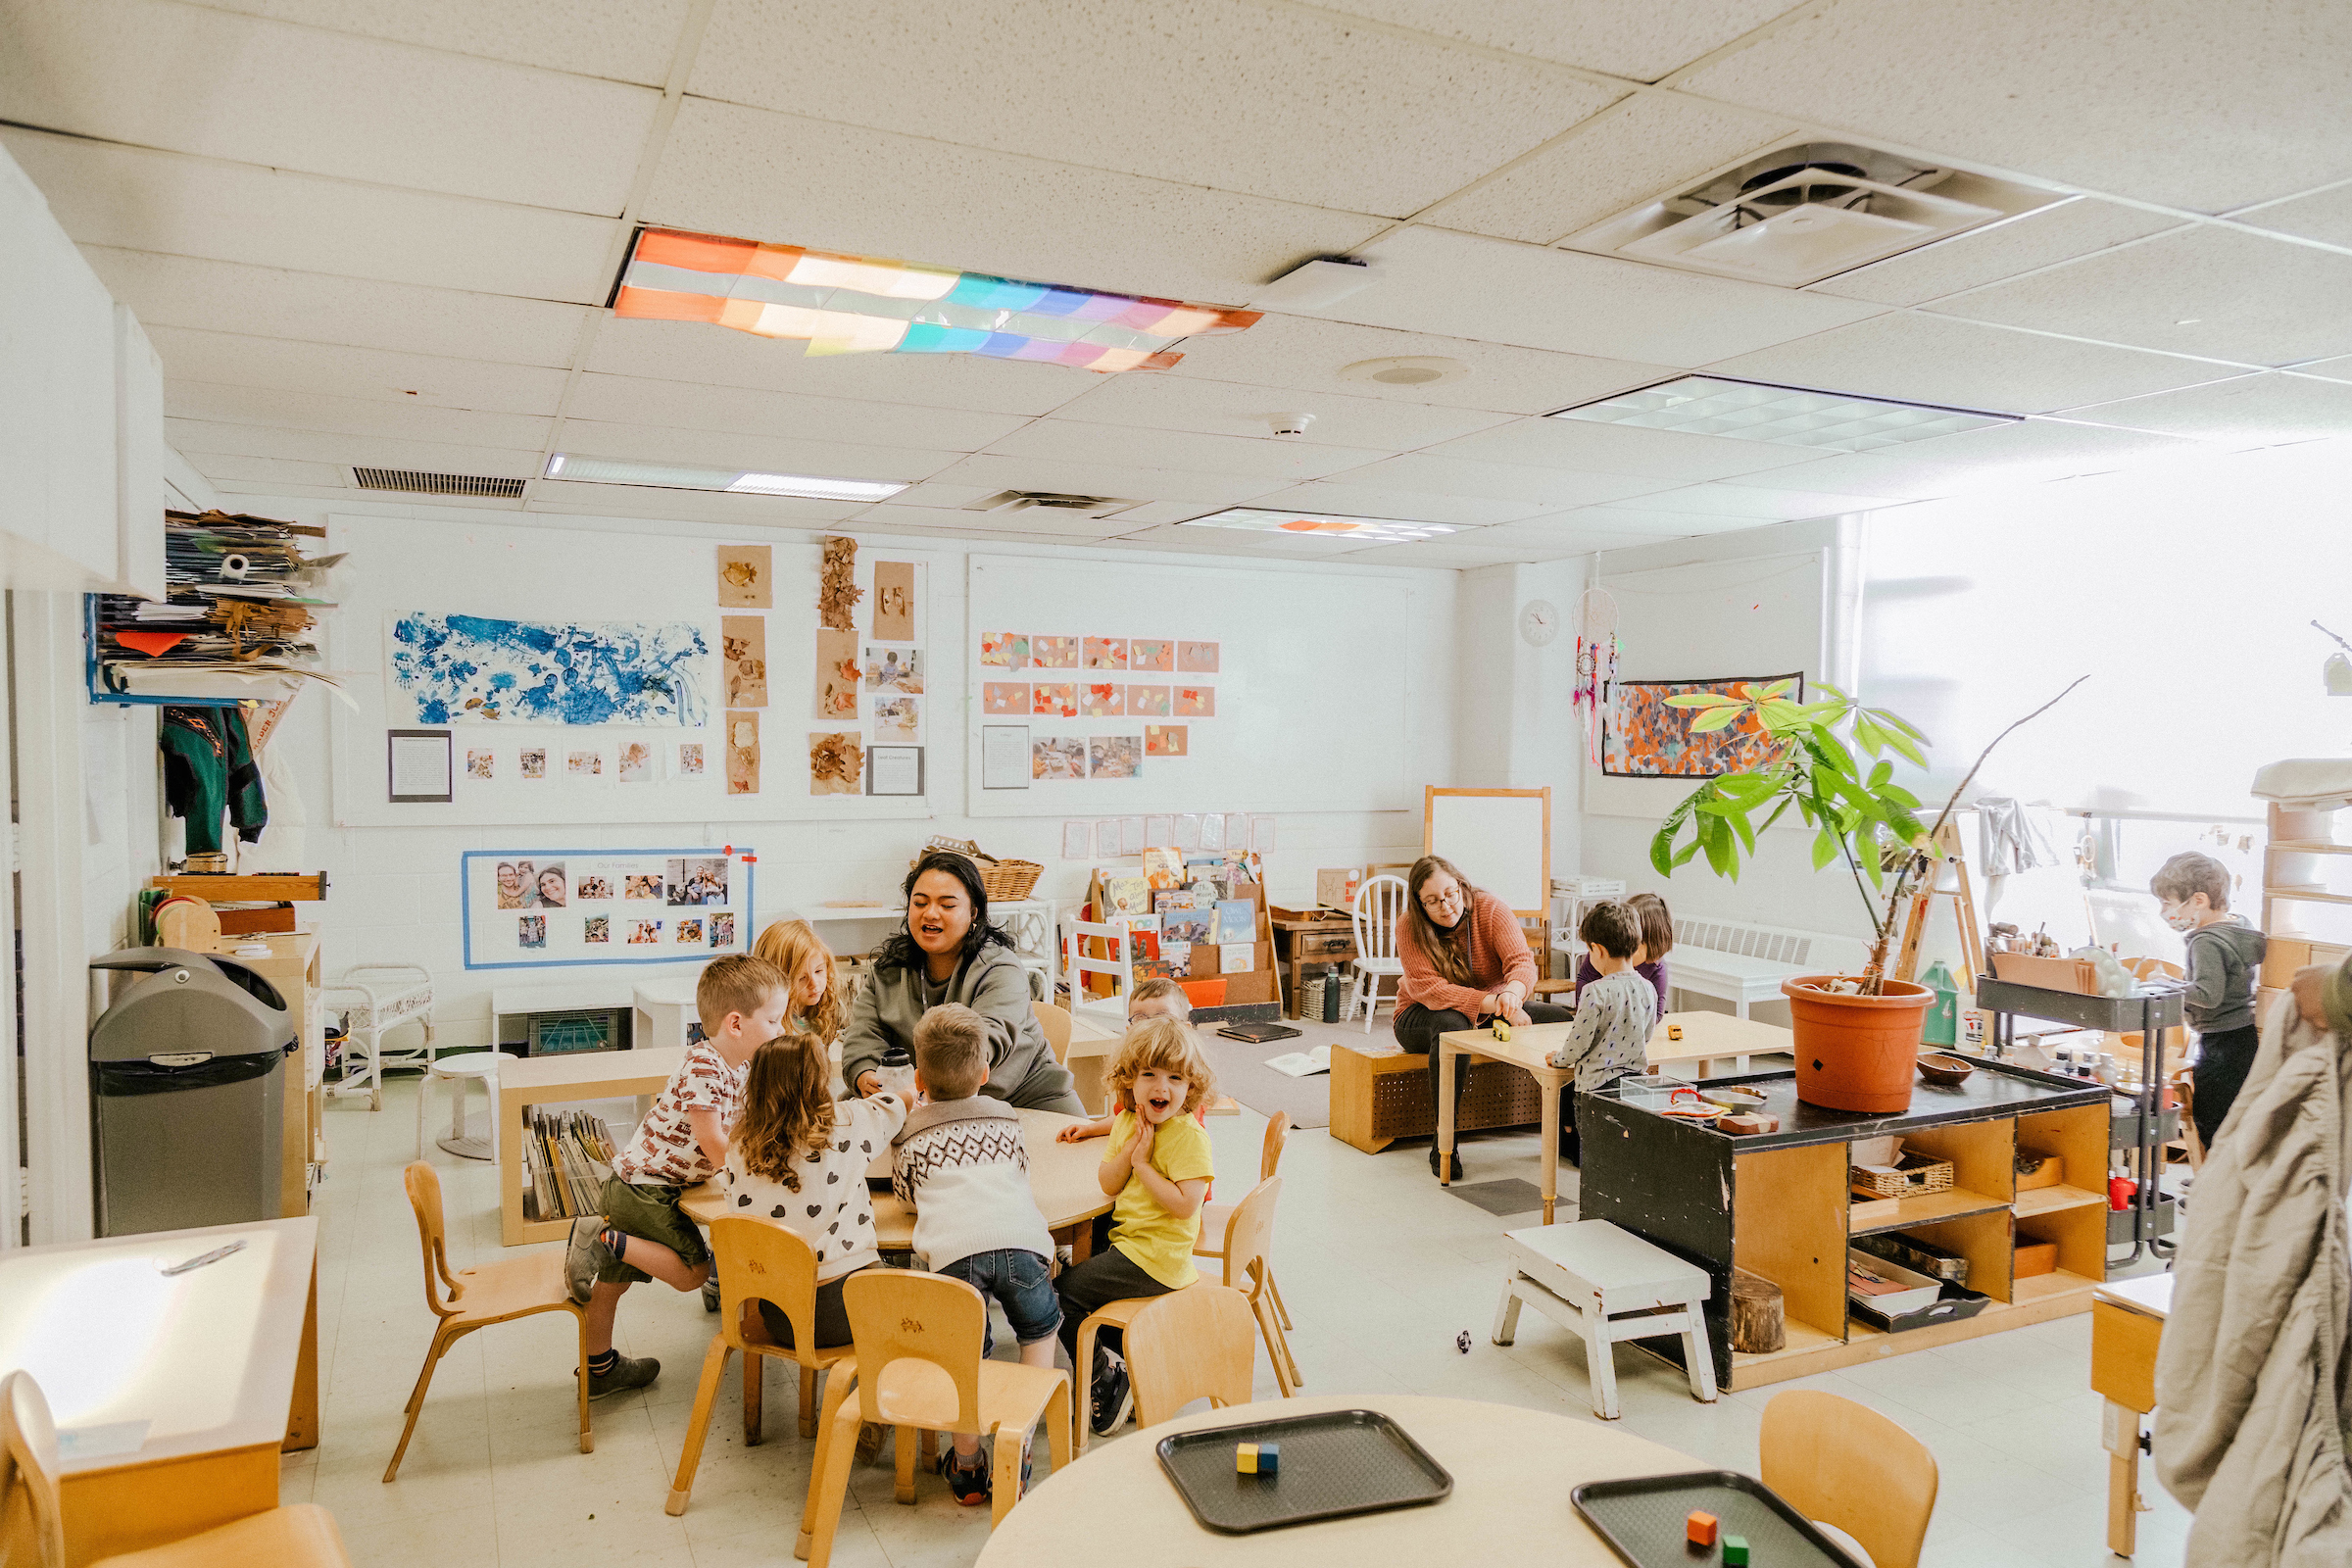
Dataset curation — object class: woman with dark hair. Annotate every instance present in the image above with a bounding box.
[839,850,1084,1114]
[1394,854,1573,1180]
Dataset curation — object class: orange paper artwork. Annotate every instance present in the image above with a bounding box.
[1175,686,1215,717]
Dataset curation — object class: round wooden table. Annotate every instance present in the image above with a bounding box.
[974,1393,1703,1564]
[678,1106,1115,1254]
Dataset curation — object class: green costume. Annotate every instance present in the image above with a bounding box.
[160,707,268,856]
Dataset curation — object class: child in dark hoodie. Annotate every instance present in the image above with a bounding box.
[2153,852,2268,1155]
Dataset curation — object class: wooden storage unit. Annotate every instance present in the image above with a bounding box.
[1271,909,1357,1019]
[1329,1041,1547,1153]
[1582,1062,2110,1392]
[235,931,323,1215]
[497,1046,680,1247]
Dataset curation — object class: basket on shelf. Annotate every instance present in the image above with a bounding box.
[1849,1144,1956,1200]
[912,837,1043,904]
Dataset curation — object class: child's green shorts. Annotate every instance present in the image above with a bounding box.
[597,1175,710,1285]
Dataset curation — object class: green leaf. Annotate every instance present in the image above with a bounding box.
[1880,783,1921,809]
[1851,714,1885,758]
[1882,729,1928,768]
[1759,679,1797,699]
[1671,839,1703,868]
[1868,759,1893,790]
[1756,700,1805,729]
[1802,728,1860,782]
[1815,681,1848,703]
[1812,826,1839,870]
[1715,771,1780,804]
[1728,808,1757,856]
[1688,707,1741,733]
[1756,798,1793,836]
[1873,708,1930,742]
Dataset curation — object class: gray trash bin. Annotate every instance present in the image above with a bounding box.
[90,947,296,1237]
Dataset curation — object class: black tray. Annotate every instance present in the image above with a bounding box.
[1847,1279,1991,1334]
[1154,1407,1450,1535]
[1574,1471,1865,1567]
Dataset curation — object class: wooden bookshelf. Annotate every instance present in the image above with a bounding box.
[497,1047,681,1247]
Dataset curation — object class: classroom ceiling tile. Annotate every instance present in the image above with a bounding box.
[564,375,1032,455]
[1316,0,1800,78]
[1102,522,1387,560]
[1330,227,1887,365]
[1045,373,1519,453]
[1164,314,1678,416]
[1462,515,1677,551]
[690,0,1622,220]
[1603,481,1901,521]
[868,481,1000,510]
[526,480,864,525]
[144,327,572,416]
[3,129,622,301]
[585,318,1100,416]
[980,421,1393,484]
[0,0,659,214]
[1427,416,1825,481]
[1235,482,1548,527]
[1675,0,2352,213]
[177,453,351,490]
[1712,416,2212,501]
[2062,372,2352,445]
[2234,183,2352,249]
[1339,540,1544,567]
[1334,453,1679,507]
[554,417,963,484]
[164,416,548,478]
[1926,223,2352,367]
[1514,504,1753,537]
[77,246,593,368]
[1698,312,2242,416]
[188,0,692,85]
[847,505,1136,541]
[926,453,1286,509]
[1805,200,2190,308]
[642,98,1386,309]
[164,382,557,451]
[1430,95,1798,246]
[2290,355,2352,385]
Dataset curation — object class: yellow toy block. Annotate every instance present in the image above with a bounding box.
[1493,1019,1511,1042]
[1237,1443,1259,1474]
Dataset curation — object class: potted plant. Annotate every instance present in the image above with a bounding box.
[1649,677,2082,1111]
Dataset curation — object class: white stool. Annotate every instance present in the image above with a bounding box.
[417,1051,503,1161]
[323,964,435,1111]
[1491,1219,1717,1421]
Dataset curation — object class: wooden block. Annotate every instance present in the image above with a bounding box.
[1730,1269,1786,1353]
[2014,1240,2059,1278]
[147,872,328,902]
[1717,1112,1780,1136]
[1257,1442,1280,1475]
[1236,1443,1259,1474]
[1724,1536,1750,1566]
[1687,1509,1718,1546]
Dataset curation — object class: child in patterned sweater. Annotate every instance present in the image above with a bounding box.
[1549,900,1657,1166]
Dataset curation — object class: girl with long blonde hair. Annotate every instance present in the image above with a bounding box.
[754,917,845,1043]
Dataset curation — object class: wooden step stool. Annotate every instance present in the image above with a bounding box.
[1491,1219,1717,1421]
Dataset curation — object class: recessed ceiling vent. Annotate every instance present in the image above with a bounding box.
[1566,140,2059,288]
[352,466,527,498]
[961,490,1140,518]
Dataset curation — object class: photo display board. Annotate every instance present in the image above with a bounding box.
[461,847,756,970]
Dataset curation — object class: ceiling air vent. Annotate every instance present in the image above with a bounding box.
[1566,140,2060,288]
[352,466,528,498]
[961,490,1141,519]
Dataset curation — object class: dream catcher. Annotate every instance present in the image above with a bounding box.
[1574,584,1620,765]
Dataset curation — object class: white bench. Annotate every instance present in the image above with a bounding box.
[1667,916,1870,1019]
[1492,1220,1717,1421]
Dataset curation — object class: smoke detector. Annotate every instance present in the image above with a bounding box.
[961,490,1141,519]
[1339,356,1470,388]
[1565,140,2059,288]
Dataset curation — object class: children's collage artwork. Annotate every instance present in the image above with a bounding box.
[462,849,753,969]
[979,632,1218,782]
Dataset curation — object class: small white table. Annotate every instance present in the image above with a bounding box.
[1493,1220,1717,1421]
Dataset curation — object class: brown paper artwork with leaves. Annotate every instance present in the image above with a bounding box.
[818,536,863,630]
[809,731,863,796]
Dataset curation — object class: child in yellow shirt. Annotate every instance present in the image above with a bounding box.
[1053,1016,1217,1438]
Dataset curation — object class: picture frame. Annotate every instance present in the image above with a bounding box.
[866,744,925,797]
[387,728,454,803]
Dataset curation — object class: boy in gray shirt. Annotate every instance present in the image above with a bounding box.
[1549,900,1657,1165]
[2153,852,2268,1155]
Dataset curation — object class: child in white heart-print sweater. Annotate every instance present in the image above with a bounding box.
[717,1031,907,1348]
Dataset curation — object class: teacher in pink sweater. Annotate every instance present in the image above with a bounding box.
[1394,855,1572,1181]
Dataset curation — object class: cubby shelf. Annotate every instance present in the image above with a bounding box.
[1730,1316,1842,1372]
[1848,1188,2011,1235]
[2013,1268,2101,1304]
[2013,1184,2105,1219]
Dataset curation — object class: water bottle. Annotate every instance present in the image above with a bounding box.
[875,1042,916,1102]
[1322,964,1345,1023]
[1920,960,1959,1047]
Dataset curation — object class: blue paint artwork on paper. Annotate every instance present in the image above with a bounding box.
[389,613,711,726]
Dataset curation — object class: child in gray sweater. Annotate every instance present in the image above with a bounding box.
[1549,900,1658,1164]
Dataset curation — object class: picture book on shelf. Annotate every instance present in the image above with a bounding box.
[1152,889,1198,913]
[1102,875,1152,920]
[1141,847,1186,887]
[1161,909,1214,947]
[1220,941,1255,972]
[1216,899,1256,943]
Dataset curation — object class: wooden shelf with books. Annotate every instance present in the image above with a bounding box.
[497,1047,681,1247]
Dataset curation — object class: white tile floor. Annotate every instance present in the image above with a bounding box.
[292,1075,2189,1567]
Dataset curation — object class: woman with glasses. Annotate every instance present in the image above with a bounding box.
[1395,854,1572,1180]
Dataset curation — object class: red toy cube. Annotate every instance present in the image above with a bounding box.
[1686,1510,1720,1547]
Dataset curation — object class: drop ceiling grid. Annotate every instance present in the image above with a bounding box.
[163,416,551,478]
[181,0,698,85]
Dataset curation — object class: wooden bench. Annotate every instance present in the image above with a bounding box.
[1664,916,1870,1019]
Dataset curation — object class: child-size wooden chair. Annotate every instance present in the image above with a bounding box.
[1123,1285,1256,1425]
[387,1160,590,1482]
[666,1217,859,1516]
[799,1271,1070,1568]
[2,1370,353,1567]
[1345,874,1409,1031]
[1033,999,1074,1063]
[1761,1390,1939,1568]
[1195,1112,1295,1333]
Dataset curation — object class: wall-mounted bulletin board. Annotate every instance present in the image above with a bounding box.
[961,553,1415,818]
[461,847,755,970]
[326,515,937,826]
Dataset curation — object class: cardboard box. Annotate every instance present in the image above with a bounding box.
[1314,867,1359,910]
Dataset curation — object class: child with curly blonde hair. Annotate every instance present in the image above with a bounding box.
[753,917,846,1046]
[1053,1016,1217,1438]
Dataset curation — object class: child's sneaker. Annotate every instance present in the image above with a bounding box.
[1090,1347,1131,1437]
[701,1277,722,1313]
[564,1216,612,1302]
[585,1351,661,1398]
[938,1446,991,1506]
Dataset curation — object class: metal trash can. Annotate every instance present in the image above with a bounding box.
[90,947,296,1237]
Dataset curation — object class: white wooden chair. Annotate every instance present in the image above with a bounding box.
[322,963,434,1111]
[1491,1219,1717,1422]
[1063,918,1133,1024]
[1345,873,1408,1033]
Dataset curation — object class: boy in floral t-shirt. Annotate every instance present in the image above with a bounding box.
[564,953,786,1396]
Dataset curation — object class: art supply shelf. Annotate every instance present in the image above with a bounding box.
[1581,1060,2112,1392]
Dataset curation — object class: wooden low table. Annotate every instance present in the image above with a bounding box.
[682,1106,1114,1259]
[973,1393,1701,1564]
[0,1217,319,1567]
[2092,1272,2173,1557]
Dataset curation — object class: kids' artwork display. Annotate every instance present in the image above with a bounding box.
[809,730,862,795]
[865,648,923,693]
[717,545,772,608]
[387,612,712,726]
[980,632,1029,667]
[462,847,754,969]
[1602,674,1803,778]
[727,711,760,793]
[813,629,860,720]
[983,682,1027,714]
[721,616,767,708]
[1033,737,1085,780]
[871,561,915,641]
[974,623,1218,790]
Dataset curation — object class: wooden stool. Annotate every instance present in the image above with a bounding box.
[1491,1219,1716,1421]
[416,1051,502,1161]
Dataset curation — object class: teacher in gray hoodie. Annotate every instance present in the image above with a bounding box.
[842,850,1084,1115]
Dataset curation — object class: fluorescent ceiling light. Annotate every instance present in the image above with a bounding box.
[1180,507,1458,545]
[544,454,906,503]
[1548,376,2017,453]
[612,228,1260,372]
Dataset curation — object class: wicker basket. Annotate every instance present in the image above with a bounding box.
[909,840,1043,904]
[1849,1147,1955,1199]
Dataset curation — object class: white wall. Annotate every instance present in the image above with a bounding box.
[227,494,1462,1048]
[1453,557,1588,899]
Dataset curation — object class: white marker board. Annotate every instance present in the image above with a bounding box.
[1426,787,1550,916]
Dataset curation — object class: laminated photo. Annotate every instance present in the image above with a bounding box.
[527,864,567,907]
[466,749,494,780]
[517,914,547,950]
[583,916,611,944]
[627,919,662,945]
[677,917,706,945]
[1089,735,1143,779]
[710,912,736,948]
[495,859,531,909]
[873,694,920,738]
[863,647,923,693]
[624,873,665,901]
[666,858,729,906]
[1032,736,1086,781]
[521,748,547,779]
[575,875,612,901]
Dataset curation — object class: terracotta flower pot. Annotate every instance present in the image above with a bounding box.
[1782,974,1933,1113]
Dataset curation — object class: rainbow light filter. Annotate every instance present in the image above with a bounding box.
[1181,508,1459,544]
[612,228,1262,371]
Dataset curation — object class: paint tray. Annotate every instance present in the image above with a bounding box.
[1153,1407,1451,1534]
[1572,1471,1865,1567]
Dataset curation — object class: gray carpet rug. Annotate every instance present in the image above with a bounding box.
[1197,1014,1404,1130]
